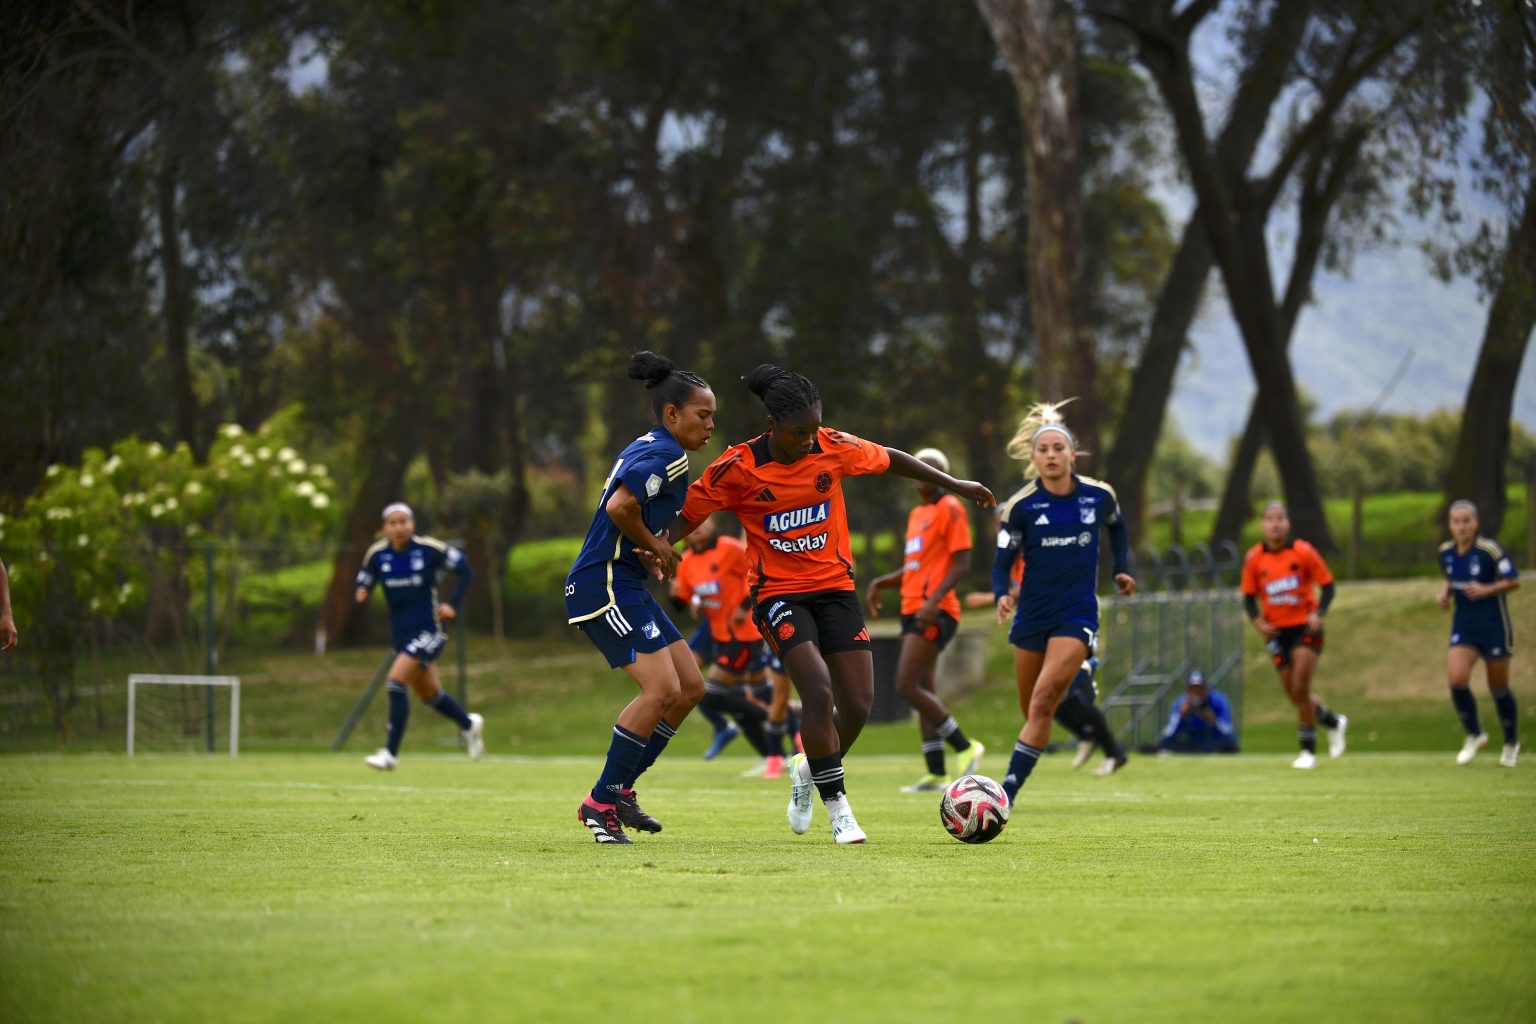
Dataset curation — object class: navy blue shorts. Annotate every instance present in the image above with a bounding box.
[1009,617,1097,653]
[395,628,449,667]
[575,591,684,670]
[1450,619,1515,661]
[900,611,960,651]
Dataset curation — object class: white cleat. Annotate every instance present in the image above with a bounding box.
[365,748,398,771]
[1328,715,1348,759]
[787,752,813,835]
[825,797,866,845]
[1071,740,1096,770]
[1457,733,1489,765]
[1094,754,1128,777]
[1499,742,1520,768]
[1291,750,1317,770]
[462,713,485,761]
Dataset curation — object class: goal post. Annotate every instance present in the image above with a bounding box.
[127,674,241,757]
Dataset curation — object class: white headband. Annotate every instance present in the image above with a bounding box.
[382,502,413,520]
[912,447,950,473]
[1031,424,1074,445]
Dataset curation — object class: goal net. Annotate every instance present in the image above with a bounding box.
[126,675,241,757]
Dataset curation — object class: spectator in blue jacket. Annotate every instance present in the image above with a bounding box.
[1157,670,1238,754]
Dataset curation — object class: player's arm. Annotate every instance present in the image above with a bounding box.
[353,553,378,603]
[608,483,680,578]
[1104,503,1137,596]
[437,547,474,622]
[0,557,15,651]
[864,565,904,618]
[916,550,970,628]
[883,448,995,509]
[991,508,1024,626]
[1465,549,1520,600]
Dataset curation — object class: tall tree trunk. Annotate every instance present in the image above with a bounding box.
[977,0,1098,458]
[156,146,199,459]
[1444,171,1536,539]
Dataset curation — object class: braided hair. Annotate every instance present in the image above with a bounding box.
[742,364,821,418]
[629,351,710,421]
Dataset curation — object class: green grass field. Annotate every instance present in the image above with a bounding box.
[1,753,1532,1023]
[2,578,1533,1021]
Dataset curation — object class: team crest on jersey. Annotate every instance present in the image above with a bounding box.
[410,553,425,572]
[1080,507,1096,525]
[645,473,662,497]
[815,472,833,493]
[765,502,830,533]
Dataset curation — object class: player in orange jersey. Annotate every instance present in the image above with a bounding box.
[864,447,985,791]
[1240,501,1348,770]
[657,364,995,844]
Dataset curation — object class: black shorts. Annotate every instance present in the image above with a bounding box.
[900,611,959,651]
[713,639,767,675]
[755,591,871,659]
[1267,623,1324,669]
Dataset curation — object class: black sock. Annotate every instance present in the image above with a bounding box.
[921,739,944,776]
[808,753,846,802]
[935,716,970,751]
[1450,686,1482,736]
[1314,702,1339,729]
[1492,688,1518,745]
[1298,726,1316,754]
[386,681,410,755]
[1080,704,1123,759]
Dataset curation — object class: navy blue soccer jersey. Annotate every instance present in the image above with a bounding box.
[1439,536,1518,651]
[355,536,472,648]
[992,475,1131,630]
[566,428,692,623]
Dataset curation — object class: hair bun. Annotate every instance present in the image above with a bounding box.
[629,351,675,389]
[742,363,788,398]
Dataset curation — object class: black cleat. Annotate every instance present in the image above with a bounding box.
[614,789,663,833]
[578,800,632,845]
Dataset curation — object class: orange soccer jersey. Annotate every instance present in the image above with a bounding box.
[679,535,761,643]
[899,493,971,618]
[1240,539,1334,629]
[682,427,891,601]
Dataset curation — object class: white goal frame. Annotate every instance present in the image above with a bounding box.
[126,674,241,757]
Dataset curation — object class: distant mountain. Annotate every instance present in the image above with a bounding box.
[1169,243,1536,461]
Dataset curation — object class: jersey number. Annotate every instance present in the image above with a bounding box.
[600,458,624,503]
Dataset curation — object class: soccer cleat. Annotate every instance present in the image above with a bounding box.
[900,773,946,793]
[826,798,867,845]
[763,754,785,780]
[1500,742,1520,768]
[787,752,813,834]
[364,748,398,771]
[703,723,740,760]
[577,800,632,845]
[462,712,485,761]
[1327,714,1348,759]
[614,789,662,833]
[1456,732,1489,765]
[1071,740,1096,770]
[1292,750,1317,770]
[1093,754,1128,777]
[953,739,986,778]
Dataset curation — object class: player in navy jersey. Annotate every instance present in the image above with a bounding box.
[1437,500,1521,767]
[992,401,1135,805]
[353,503,481,770]
[567,351,715,844]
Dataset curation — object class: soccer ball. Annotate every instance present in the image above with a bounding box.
[939,774,1010,844]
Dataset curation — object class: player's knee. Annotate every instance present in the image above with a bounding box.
[794,676,835,718]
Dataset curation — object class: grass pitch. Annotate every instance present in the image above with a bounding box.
[1,751,1532,1023]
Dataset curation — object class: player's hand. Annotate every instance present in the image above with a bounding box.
[954,480,996,509]
[1304,611,1323,632]
[1254,616,1278,639]
[354,586,370,604]
[996,593,1015,627]
[864,584,882,619]
[1114,573,1137,596]
[437,602,457,622]
[1463,582,1493,600]
[1436,588,1450,610]
[636,541,680,581]
[916,601,939,630]
[0,614,16,651]
[964,591,996,610]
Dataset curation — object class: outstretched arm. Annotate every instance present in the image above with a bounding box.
[884,449,995,509]
[0,557,15,651]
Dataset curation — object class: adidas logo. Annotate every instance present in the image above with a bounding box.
[757,488,777,502]
[1034,514,1049,525]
